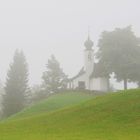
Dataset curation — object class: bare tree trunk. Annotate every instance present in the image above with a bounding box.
[138,81,140,88]
[107,78,110,92]
[124,78,127,90]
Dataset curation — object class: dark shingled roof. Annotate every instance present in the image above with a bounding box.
[90,64,100,78]
[70,67,85,80]
[69,63,108,81]
[90,63,109,78]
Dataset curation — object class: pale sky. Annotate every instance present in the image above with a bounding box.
[0,0,139,89]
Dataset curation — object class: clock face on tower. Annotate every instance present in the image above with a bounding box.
[88,52,92,61]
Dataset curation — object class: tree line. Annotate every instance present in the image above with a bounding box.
[2,51,67,118]
[1,26,140,118]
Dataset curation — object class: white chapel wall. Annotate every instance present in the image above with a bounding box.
[90,78,108,92]
[90,78,101,91]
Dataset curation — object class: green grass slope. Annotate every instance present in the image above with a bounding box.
[0,90,140,140]
[10,91,94,120]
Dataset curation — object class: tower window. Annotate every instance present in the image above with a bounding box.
[88,53,92,61]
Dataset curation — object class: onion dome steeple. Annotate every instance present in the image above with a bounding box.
[84,29,94,50]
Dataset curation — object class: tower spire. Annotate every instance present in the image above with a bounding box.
[88,26,90,40]
[84,27,93,50]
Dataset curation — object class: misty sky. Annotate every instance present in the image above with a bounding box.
[0,0,140,89]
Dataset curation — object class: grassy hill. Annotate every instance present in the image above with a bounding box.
[0,90,140,140]
[8,91,94,120]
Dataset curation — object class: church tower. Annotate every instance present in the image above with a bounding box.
[84,33,94,76]
[84,33,94,89]
[68,31,108,91]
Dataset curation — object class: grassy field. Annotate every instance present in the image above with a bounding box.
[0,90,140,140]
[8,91,94,120]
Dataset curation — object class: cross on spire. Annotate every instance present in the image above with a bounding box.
[88,26,90,40]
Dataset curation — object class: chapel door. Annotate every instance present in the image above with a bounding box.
[78,81,85,90]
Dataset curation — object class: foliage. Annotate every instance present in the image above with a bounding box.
[0,83,4,118]
[42,55,67,94]
[96,26,140,89]
[2,50,29,117]
[29,85,48,104]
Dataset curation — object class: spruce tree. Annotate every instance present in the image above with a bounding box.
[3,50,29,117]
[42,55,67,94]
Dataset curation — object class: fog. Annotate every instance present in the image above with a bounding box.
[0,0,140,89]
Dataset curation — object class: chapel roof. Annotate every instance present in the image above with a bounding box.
[70,67,85,80]
[90,63,109,78]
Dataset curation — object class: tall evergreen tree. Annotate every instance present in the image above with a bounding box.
[3,50,29,117]
[42,55,67,94]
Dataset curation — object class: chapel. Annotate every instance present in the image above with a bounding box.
[68,34,109,92]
